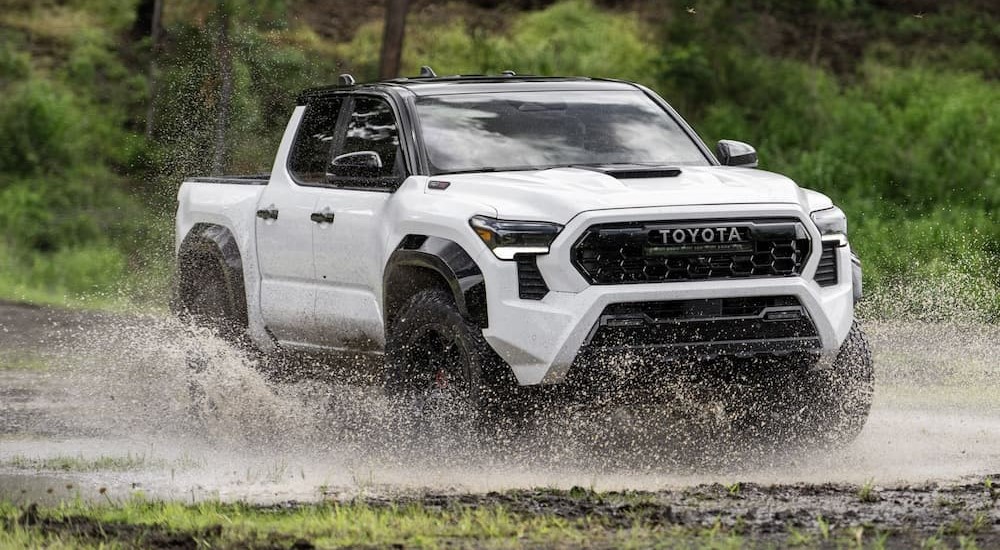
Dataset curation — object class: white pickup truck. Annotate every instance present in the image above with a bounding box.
[175,70,871,447]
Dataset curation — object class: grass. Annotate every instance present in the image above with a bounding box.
[0,485,995,548]
[0,498,712,549]
[0,453,203,474]
[858,479,881,503]
[0,495,912,549]
[3,454,154,473]
[0,353,52,371]
[0,274,169,314]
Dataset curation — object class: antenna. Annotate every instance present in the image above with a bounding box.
[419,65,437,77]
[501,70,516,76]
[338,73,355,86]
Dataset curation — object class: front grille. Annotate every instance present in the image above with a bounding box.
[572,219,810,285]
[516,254,548,300]
[814,241,838,287]
[584,296,820,355]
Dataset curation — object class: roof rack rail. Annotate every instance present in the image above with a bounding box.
[419,65,437,77]
[338,73,355,86]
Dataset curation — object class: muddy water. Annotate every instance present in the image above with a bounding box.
[0,301,997,504]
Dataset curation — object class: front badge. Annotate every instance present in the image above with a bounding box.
[646,226,753,256]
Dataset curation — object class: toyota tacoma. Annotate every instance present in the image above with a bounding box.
[174,69,872,447]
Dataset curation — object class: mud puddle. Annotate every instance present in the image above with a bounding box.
[0,300,998,512]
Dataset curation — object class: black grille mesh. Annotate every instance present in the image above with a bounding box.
[587,296,820,351]
[572,220,810,285]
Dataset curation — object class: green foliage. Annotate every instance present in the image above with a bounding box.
[694,57,999,304]
[153,7,324,178]
[493,0,656,80]
[0,0,995,316]
[0,3,160,306]
[0,80,83,177]
[339,0,656,83]
[0,42,30,82]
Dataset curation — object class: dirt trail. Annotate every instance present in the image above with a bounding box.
[0,300,998,532]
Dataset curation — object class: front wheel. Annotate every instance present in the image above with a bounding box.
[753,321,874,449]
[384,288,518,439]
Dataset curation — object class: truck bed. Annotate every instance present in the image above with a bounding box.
[186,174,270,185]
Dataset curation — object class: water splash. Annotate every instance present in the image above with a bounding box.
[1,274,997,502]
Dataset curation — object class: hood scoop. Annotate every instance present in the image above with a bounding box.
[574,164,682,179]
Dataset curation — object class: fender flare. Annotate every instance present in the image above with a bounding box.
[851,251,863,303]
[383,235,488,329]
[174,223,248,326]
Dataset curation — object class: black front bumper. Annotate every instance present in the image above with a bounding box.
[577,295,821,364]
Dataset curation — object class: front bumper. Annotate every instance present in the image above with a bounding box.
[477,204,856,385]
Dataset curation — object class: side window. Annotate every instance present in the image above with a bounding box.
[287,96,344,184]
[327,96,405,186]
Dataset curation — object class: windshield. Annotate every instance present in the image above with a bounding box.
[415,90,709,174]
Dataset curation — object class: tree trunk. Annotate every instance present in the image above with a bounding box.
[379,0,410,79]
[144,0,163,138]
[212,2,233,175]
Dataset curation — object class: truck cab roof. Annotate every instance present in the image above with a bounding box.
[296,74,641,103]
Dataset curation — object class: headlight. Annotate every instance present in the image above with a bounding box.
[810,206,848,246]
[469,215,563,260]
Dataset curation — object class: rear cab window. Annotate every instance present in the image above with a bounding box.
[287,96,345,184]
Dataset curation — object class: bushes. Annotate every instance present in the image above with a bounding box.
[0,4,160,307]
[693,59,999,299]
[338,1,998,312]
[0,0,995,317]
[0,80,84,177]
[337,0,657,83]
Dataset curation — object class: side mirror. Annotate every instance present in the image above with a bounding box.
[327,151,383,179]
[716,140,758,168]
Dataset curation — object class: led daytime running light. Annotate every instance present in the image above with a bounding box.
[469,216,563,260]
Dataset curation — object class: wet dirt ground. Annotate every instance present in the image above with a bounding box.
[1,299,998,542]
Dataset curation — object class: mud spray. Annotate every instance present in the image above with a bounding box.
[0,272,997,503]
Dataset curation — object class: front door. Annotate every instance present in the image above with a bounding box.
[312,95,407,351]
[256,96,346,346]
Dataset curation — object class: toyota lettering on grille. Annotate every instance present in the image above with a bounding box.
[660,226,748,245]
[645,226,753,256]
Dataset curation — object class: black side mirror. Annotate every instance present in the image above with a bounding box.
[716,140,758,168]
[327,151,383,179]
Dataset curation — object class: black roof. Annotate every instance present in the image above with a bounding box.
[296,74,641,104]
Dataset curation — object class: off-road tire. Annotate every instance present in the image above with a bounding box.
[175,247,249,348]
[754,321,874,450]
[175,247,254,418]
[814,321,874,445]
[384,288,518,437]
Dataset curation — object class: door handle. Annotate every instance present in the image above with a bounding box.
[256,207,279,220]
[310,212,336,224]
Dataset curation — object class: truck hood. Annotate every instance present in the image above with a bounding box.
[440,166,808,224]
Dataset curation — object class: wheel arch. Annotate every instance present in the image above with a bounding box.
[174,223,249,327]
[383,235,488,330]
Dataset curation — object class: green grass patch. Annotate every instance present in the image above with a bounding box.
[0,452,204,474]
[0,353,52,371]
[2,454,155,474]
[2,484,993,548]
[0,496,864,549]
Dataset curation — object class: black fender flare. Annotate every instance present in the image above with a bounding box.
[851,251,863,303]
[383,235,488,329]
[174,223,248,326]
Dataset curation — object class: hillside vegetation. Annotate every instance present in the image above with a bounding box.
[0,0,997,318]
